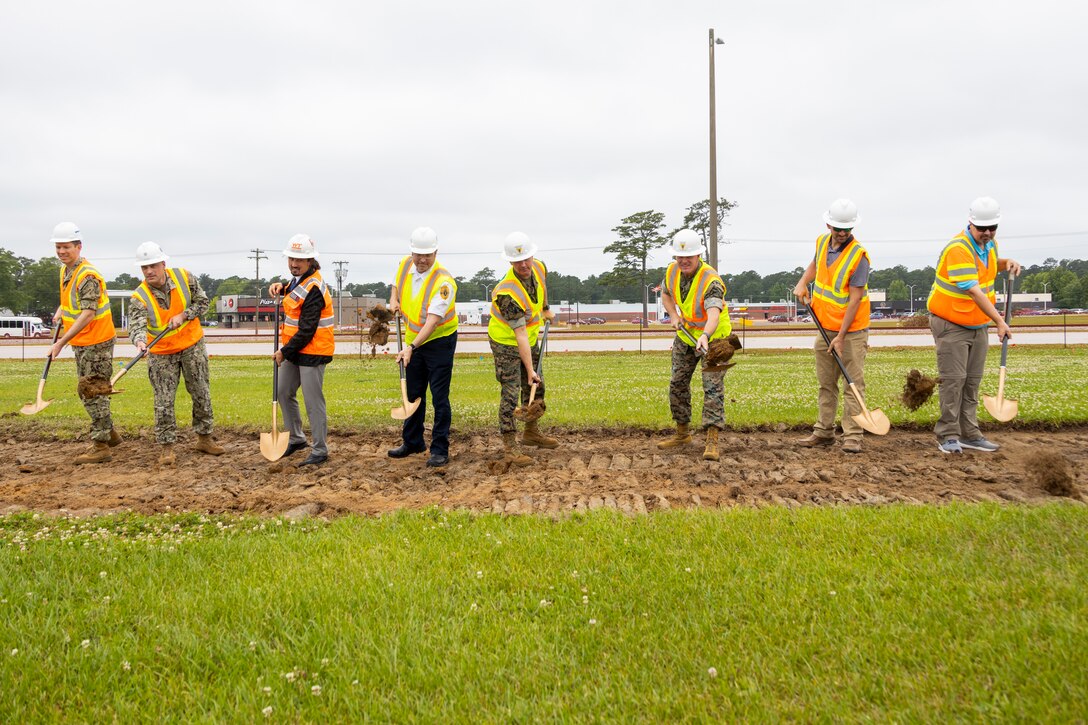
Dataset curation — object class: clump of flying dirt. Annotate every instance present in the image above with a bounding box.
[1024,450,1079,497]
[366,304,394,350]
[77,376,114,399]
[513,398,546,422]
[901,369,939,411]
[704,334,742,371]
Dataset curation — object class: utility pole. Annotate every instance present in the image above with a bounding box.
[708,28,725,271]
[332,260,348,331]
[248,248,268,335]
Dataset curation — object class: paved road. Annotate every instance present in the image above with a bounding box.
[3,328,1085,360]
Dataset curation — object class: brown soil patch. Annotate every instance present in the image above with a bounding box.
[901,369,939,411]
[2,427,1086,518]
[1023,450,1080,497]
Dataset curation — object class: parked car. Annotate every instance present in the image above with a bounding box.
[631,317,645,324]
[769,315,788,322]
[583,317,605,324]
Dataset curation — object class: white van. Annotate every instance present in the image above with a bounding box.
[0,316,50,338]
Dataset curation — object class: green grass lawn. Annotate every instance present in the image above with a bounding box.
[1,505,1085,721]
[3,346,1086,436]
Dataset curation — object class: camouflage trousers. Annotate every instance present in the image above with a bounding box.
[491,339,545,434]
[667,337,726,429]
[147,338,214,444]
[73,338,115,443]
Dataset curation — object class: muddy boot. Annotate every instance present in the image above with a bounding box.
[195,434,226,456]
[521,421,558,449]
[703,426,720,462]
[74,441,112,465]
[107,429,123,447]
[502,433,533,467]
[159,444,176,467]
[657,423,692,450]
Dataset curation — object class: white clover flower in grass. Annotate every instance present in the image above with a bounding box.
[352,680,359,686]
[321,658,329,666]
[249,641,257,651]
[99,571,106,578]
[262,706,273,717]
[122,661,131,671]
[262,686,271,694]
[589,619,597,625]
[10,648,17,656]
[81,639,90,649]
[470,603,478,611]
[284,671,296,682]
[708,667,718,678]
[475,571,483,579]
[312,685,322,696]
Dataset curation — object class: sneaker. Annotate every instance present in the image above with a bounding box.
[960,437,1000,452]
[937,439,962,455]
[842,439,862,454]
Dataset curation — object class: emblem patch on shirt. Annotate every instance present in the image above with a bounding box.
[440,285,450,300]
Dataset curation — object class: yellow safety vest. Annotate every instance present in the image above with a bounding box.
[488,259,547,347]
[810,234,870,333]
[665,261,732,346]
[394,256,458,345]
[59,259,114,347]
[132,268,204,355]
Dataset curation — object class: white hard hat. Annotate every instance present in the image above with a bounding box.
[502,231,538,262]
[283,234,319,259]
[134,241,169,267]
[50,222,81,244]
[823,199,859,229]
[968,196,1001,226]
[409,226,439,254]
[671,229,705,257]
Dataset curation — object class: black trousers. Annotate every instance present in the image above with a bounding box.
[403,331,457,456]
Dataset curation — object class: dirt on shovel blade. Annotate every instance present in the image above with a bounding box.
[513,399,546,422]
[1024,450,1079,497]
[77,376,115,399]
[901,369,939,411]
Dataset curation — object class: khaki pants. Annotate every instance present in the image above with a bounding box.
[931,316,988,442]
[813,329,868,442]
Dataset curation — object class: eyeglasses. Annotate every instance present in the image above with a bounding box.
[974,224,998,232]
[831,227,853,233]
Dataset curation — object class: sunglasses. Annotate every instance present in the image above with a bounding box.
[974,224,998,232]
[831,227,853,233]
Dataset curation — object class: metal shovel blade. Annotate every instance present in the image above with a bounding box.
[846,382,891,436]
[19,381,53,416]
[260,403,290,461]
[983,367,1018,422]
[391,379,421,420]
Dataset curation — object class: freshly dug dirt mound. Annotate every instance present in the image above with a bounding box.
[1,427,1085,518]
[901,369,939,411]
[1023,450,1079,497]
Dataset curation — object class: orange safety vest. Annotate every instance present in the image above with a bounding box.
[394,256,458,345]
[926,231,997,327]
[281,271,335,356]
[810,234,870,333]
[59,259,114,347]
[664,260,732,345]
[132,268,204,355]
[487,259,548,347]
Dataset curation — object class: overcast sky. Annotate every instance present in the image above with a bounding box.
[3,0,1085,286]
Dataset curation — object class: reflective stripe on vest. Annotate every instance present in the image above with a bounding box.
[810,234,870,333]
[487,259,547,347]
[132,268,204,355]
[59,260,114,347]
[665,261,732,346]
[394,256,458,345]
[926,232,997,327]
[281,271,336,356]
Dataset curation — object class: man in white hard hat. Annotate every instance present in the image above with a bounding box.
[657,229,732,461]
[49,222,121,464]
[129,242,225,466]
[387,227,459,467]
[268,235,335,467]
[487,232,557,465]
[792,199,872,454]
[926,197,1021,454]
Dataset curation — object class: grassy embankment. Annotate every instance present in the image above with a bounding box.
[2,346,1086,436]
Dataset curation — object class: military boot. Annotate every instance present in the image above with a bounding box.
[502,432,533,467]
[159,444,176,467]
[195,434,226,456]
[74,442,111,465]
[703,426,720,462]
[657,423,692,450]
[107,428,123,447]
[521,421,558,449]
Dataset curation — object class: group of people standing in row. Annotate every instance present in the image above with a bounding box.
[44,195,1017,466]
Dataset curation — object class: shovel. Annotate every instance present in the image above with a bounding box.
[514,320,550,422]
[19,324,62,415]
[260,299,290,461]
[808,305,891,436]
[983,272,1019,422]
[108,327,172,392]
[390,314,421,420]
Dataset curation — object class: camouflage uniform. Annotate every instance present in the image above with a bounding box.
[491,273,547,434]
[128,274,213,445]
[67,267,115,442]
[663,274,727,429]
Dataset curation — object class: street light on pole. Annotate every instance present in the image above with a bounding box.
[1043,282,1049,310]
[708,29,725,271]
[907,284,916,314]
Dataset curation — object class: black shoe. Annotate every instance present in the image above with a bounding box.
[284,441,309,457]
[426,454,449,468]
[297,453,328,467]
[388,443,426,458]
